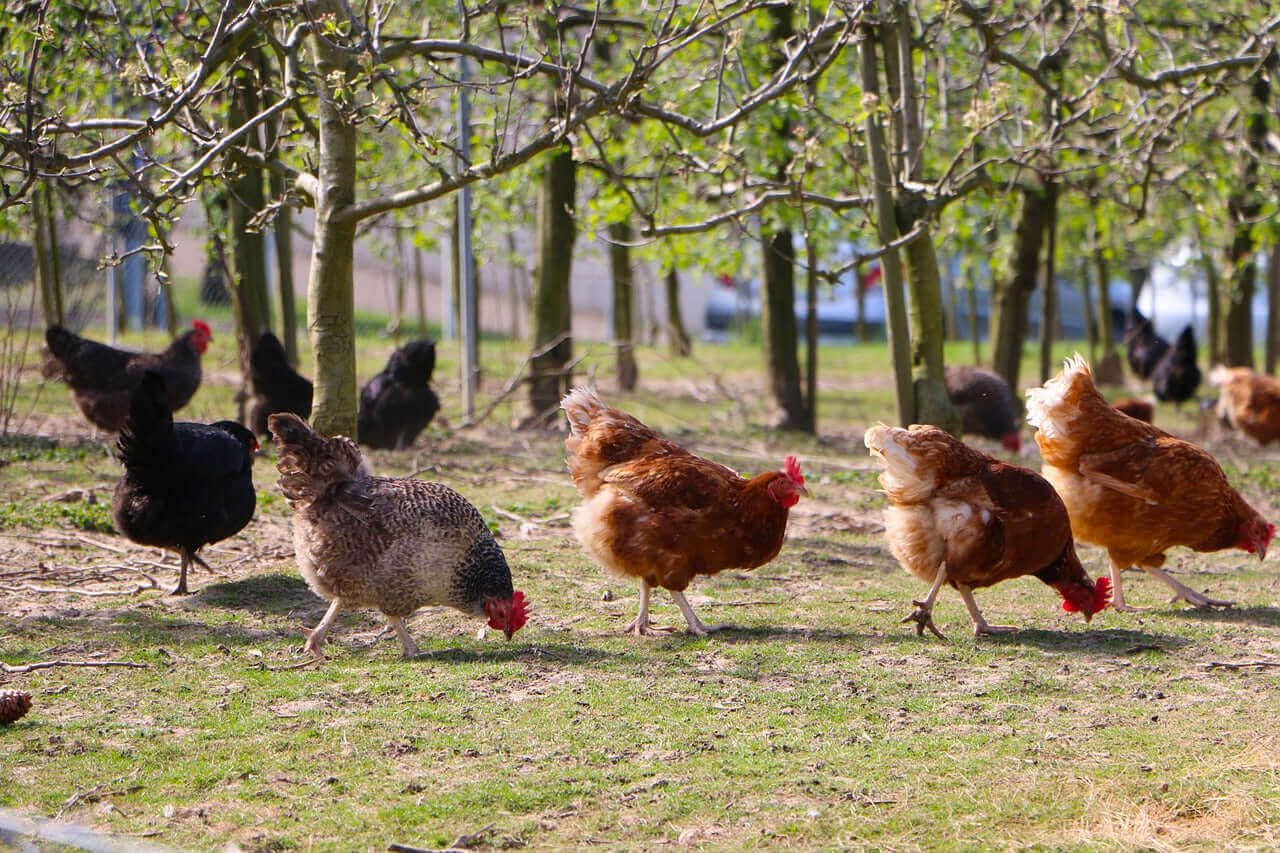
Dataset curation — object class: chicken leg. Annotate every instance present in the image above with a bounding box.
[172,549,192,596]
[956,584,1017,636]
[901,561,948,639]
[387,616,422,658]
[1145,566,1234,608]
[671,590,731,637]
[301,598,343,660]
[623,582,664,636]
[1108,560,1144,613]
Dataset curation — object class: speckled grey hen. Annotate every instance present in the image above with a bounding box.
[268,413,528,660]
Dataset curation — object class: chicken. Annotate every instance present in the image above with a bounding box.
[944,365,1021,452]
[357,339,441,450]
[1210,366,1280,445]
[865,424,1110,638]
[112,372,257,595]
[44,320,211,432]
[1152,325,1201,406]
[268,413,527,660]
[1123,310,1169,380]
[1027,355,1273,611]
[561,387,807,636]
[1110,397,1154,423]
[248,331,313,438]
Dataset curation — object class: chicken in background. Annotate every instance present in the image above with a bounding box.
[561,387,807,636]
[1028,355,1273,611]
[44,320,211,432]
[112,372,257,595]
[248,331,312,438]
[865,424,1110,637]
[357,339,441,450]
[1152,325,1201,407]
[1111,397,1154,423]
[1210,366,1280,446]
[943,365,1022,452]
[269,413,526,660]
[1123,310,1170,380]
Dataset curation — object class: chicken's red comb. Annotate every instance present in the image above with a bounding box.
[509,590,529,632]
[784,455,805,486]
[1061,576,1112,614]
[193,319,212,337]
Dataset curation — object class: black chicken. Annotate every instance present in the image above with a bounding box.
[357,339,441,450]
[1152,325,1201,407]
[1123,310,1170,380]
[248,331,313,438]
[943,365,1022,452]
[44,320,210,432]
[112,372,258,595]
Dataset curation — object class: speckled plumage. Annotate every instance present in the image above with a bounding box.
[269,413,517,657]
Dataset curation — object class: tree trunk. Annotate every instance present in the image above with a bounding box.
[858,26,913,425]
[227,68,272,425]
[967,279,980,364]
[805,233,818,427]
[1223,77,1269,369]
[390,223,405,344]
[1079,256,1097,364]
[855,266,868,343]
[1267,241,1280,374]
[414,244,428,337]
[1039,180,1059,384]
[990,184,1050,394]
[897,204,958,431]
[32,181,61,326]
[665,267,692,358]
[608,220,638,391]
[1128,264,1149,318]
[526,144,576,425]
[758,3,809,430]
[306,14,359,438]
[271,173,298,365]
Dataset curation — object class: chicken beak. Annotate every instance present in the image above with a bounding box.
[1259,541,1267,562]
[503,628,514,641]
[798,484,810,498]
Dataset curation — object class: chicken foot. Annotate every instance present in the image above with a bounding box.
[171,549,193,596]
[1108,561,1146,613]
[387,616,422,658]
[902,561,948,639]
[671,590,731,637]
[1146,566,1234,608]
[301,598,343,661]
[957,585,1017,636]
[623,583,674,636]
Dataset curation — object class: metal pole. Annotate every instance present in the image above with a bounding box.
[457,0,478,419]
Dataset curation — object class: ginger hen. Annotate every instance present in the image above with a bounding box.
[1028,355,1273,611]
[865,424,1110,637]
[1210,366,1280,446]
[561,388,807,636]
[269,414,527,660]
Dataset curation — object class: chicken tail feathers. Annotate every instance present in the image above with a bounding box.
[117,372,174,472]
[561,386,607,436]
[268,413,367,508]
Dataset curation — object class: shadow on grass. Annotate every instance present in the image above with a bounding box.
[399,642,618,666]
[703,624,866,644]
[193,573,318,615]
[865,625,1190,655]
[1164,605,1280,627]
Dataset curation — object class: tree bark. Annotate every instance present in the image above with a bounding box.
[1039,180,1059,384]
[665,267,692,358]
[227,67,272,425]
[32,181,61,326]
[271,174,298,365]
[898,206,958,430]
[414,244,428,337]
[1079,256,1097,364]
[527,144,576,425]
[990,184,1050,394]
[608,220,638,391]
[1267,241,1280,374]
[306,12,359,437]
[859,24,913,426]
[390,222,405,345]
[1223,77,1269,369]
[805,233,818,428]
[757,3,809,431]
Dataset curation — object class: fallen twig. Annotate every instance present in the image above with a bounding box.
[1202,659,1280,671]
[1,659,149,674]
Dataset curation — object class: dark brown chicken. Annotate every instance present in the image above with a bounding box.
[1028,355,1273,611]
[562,387,807,636]
[44,320,211,431]
[865,424,1110,637]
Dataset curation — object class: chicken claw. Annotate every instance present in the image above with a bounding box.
[299,626,327,661]
[901,601,947,639]
[1168,591,1235,609]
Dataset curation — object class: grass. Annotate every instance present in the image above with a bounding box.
[3,295,1280,850]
